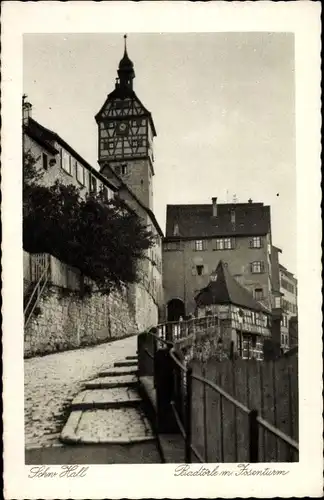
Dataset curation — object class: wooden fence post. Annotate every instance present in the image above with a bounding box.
[185,366,193,463]
[249,409,259,463]
[155,347,178,433]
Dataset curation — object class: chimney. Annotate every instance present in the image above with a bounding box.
[212,197,218,217]
[248,198,253,204]
[23,101,32,124]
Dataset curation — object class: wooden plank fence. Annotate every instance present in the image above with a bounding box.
[190,354,298,462]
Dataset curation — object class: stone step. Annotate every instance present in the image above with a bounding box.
[126,355,138,361]
[61,407,155,445]
[99,366,138,377]
[70,388,141,411]
[84,374,138,390]
[114,360,138,368]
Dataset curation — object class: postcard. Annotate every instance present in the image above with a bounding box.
[2,1,322,498]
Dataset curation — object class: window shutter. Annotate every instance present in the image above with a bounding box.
[231,237,236,249]
[249,240,253,248]
[261,261,265,273]
[192,241,196,251]
[203,240,207,250]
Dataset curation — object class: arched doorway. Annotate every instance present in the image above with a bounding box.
[167,298,185,322]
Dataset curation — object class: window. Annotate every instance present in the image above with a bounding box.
[173,223,180,236]
[254,288,264,301]
[214,237,235,250]
[90,175,97,194]
[76,162,85,185]
[215,239,224,250]
[42,153,48,170]
[61,149,71,174]
[121,163,128,175]
[240,334,263,360]
[281,315,288,328]
[107,187,114,200]
[101,187,109,202]
[281,278,295,294]
[250,236,262,249]
[196,265,204,276]
[195,240,204,251]
[84,170,90,191]
[275,296,281,308]
[132,137,143,148]
[224,238,233,249]
[281,333,289,347]
[251,261,264,274]
[164,241,181,251]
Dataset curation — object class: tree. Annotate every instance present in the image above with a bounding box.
[23,153,155,291]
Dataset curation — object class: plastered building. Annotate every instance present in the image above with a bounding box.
[163,198,273,320]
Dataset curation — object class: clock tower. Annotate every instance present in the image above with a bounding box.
[96,35,156,210]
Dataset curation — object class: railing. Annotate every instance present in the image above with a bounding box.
[138,328,299,463]
[24,261,50,328]
[156,315,220,343]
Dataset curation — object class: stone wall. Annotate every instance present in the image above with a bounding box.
[24,285,138,357]
[128,282,159,334]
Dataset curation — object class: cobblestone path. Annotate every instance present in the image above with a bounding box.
[24,335,137,449]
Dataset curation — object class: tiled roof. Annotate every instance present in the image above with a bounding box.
[24,119,59,155]
[24,118,117,191]
[165,202,271,238]
[195,260,269,313]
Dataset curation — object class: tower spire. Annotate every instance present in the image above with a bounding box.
[124,34,127,54]
[117,34,135,91]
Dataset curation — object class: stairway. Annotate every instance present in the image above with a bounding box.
[60,354,155,445]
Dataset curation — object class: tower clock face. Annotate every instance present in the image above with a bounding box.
[116,122,129,135]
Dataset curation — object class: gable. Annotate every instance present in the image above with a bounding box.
[95,90,157,136]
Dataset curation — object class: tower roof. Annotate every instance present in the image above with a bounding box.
[117,34,135,88]
[118,35,134,70]
[195,260,270,313]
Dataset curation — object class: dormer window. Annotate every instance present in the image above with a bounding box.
[173,223,179,236]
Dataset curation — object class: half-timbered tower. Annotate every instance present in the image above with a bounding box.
[95,35,156,210]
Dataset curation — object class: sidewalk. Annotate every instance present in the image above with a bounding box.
[25,335,138,449]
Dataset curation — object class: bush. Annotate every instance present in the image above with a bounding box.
[23,153,155,291]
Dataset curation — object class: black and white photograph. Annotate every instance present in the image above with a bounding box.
[2,2,322,499]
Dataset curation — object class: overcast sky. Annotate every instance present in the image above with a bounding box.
[24,32,296,274]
